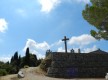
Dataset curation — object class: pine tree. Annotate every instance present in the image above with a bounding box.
[82,0,108,40]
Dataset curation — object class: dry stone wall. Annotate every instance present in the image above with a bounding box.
[47,52,108,78]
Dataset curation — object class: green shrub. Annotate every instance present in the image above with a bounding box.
[40,54,52,72]
[9,66,18,74]
[24,65,29,68]
[0,69,7,76]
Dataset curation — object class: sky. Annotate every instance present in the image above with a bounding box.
[0,0,108,62]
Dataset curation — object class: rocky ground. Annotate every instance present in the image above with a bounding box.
[0,67,106,80]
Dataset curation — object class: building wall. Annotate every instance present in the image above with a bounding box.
[47,52,108,78]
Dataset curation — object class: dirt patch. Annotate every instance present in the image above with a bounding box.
[11,77,19,80]
[0,67,106,80]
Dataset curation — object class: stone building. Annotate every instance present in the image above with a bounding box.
[47,49,108,78]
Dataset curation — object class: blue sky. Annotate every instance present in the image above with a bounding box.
[0,0,108,62]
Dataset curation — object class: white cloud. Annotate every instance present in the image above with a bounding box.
[52,34,97,53]
[38,0,89,13]
[23,34,97,58]
[38,0,61,13]
[51,40,63,47]
[23,39,50,59]
[0,57,11,62]
[82,45,98,53]
[57,47,71,52]
[57,47,65,52]
[0,18,8,33]
[68,34,96,46]
[57,45,98,53]
[16,9,27,17]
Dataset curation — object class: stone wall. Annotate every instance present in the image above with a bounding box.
[47,52,108,78]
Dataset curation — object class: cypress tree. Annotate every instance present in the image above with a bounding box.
[14,51,18,61]
[18,55,21,67]
[25,47,30,66]
[10,56,14,63]
[33,54,37,61]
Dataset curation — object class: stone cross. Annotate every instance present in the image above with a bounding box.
[62,36,69,53]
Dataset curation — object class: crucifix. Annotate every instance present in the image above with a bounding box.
[62,36,69,53]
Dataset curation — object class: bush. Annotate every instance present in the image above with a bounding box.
[24,65,29,68]
[0,69,7,76]
[40,54,52,72]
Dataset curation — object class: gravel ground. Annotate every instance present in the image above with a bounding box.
[0,67,106,80]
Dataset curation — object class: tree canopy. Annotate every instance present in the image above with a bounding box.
[82,0,108,40]
[25,47,30,66]
[0,48,41,76]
